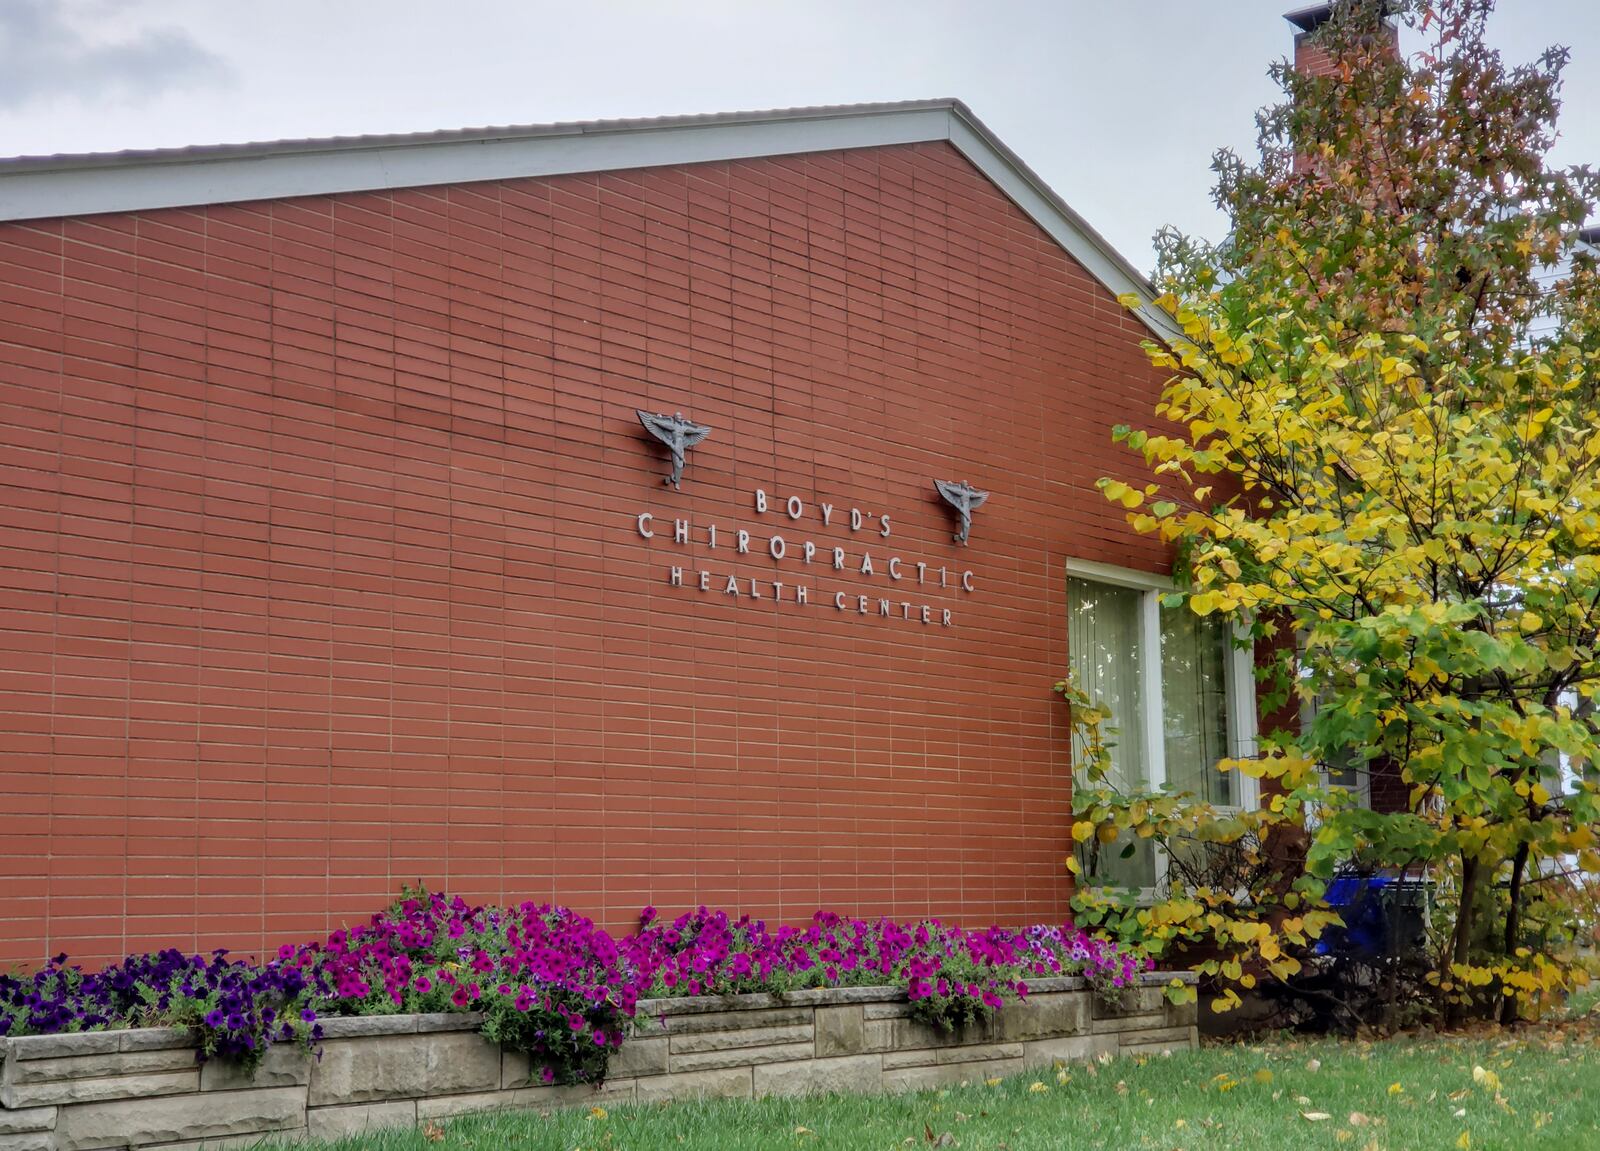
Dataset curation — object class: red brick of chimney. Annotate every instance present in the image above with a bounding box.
[1286,2,1400,76]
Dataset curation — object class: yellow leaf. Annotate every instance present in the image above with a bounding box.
[1072,820,1096,843]
[1456,1130,1471,1150]
[1519,611,1543,633]
[1388,1082,1404,1096]
[588,1106,608,1120]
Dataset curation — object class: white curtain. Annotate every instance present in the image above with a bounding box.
[1068,577,1156,888]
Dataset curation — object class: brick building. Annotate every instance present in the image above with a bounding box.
[0,99,1261,966]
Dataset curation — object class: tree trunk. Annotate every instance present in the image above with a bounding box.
[1498,840,1530,1025]
[1447,852,1480,1027]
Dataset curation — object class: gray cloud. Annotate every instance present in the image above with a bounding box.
[0,0,230,111]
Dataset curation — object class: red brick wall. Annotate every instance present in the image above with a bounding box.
[0,140,1169,967]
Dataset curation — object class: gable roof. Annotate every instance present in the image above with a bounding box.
[0,99,1175,339]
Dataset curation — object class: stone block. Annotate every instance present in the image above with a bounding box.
[1021,1036,1096,1067]
[861,1003,912,1021]
[1092,1012,1166,1036]
[881,1042,1022,1071]
[306,1101,416,1141]
[753,1055,882,1098]
[638,993,784,1016]
[315,1016,419,1039]
[773,987,903,1007]
[1163,999,1199,1028]
[1115,1026,1196,1054]
[119,1030,192,1054]
[635,1066,752,1103]
[992,993,1089,1042]
[608,1036,668,1079]
[54,1086,305,1151]
[813,1005,864,1057]
[502,1048,654,1091]
[501,1048,534,1089]
[669,1042,815,1073]
[981,1057,1026,1079]
[200,1044,312,1091]
[4,1034,122,1062]
[654,1007,812,1035]
[669,1024,813,1055]
[861,1017,988,1054]
[0,1132,53,1151]
[1091,987,1163,1019]
[6,1048,197,1085]
[307,1031,500,1106]
[0,1107,55,1135]
[2,1069,199,1110]
[415,1012,483,1033]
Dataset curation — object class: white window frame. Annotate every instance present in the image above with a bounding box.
[1065,559,1261,893]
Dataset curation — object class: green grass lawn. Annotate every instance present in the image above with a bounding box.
[293,1022,1600,1151]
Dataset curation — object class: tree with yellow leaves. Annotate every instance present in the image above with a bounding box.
[1091,0,1600,1023]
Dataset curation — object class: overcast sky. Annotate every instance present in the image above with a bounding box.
[0,0,1593,271]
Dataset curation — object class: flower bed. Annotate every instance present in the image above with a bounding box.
[0,891,1157,1088]
[0,976,1198,1148]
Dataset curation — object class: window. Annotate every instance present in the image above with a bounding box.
[1066,561,1258,892]
[1160,607,1238,807]
[1067,576,1157,889]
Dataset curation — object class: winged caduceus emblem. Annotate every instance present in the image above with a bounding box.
[934,479,989,546]
[637,410,712,489]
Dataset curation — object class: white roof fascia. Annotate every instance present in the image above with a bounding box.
[0,101,1173,340]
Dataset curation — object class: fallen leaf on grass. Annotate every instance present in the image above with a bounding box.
[1254,1069,1275,1085]
[422,1122,445,1143]
[1302,1111,1333,1122]
[1387,1082,1404,1096]
[794,1126,814,1137]
[588,1106,608,1120]
[1348,1112,1370,1126]
[1456,1131,1471,1150]
[1306,1058,1322,1072]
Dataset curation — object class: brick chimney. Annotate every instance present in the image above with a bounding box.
[1285,3,1409,816]
[1285,2,1400,76]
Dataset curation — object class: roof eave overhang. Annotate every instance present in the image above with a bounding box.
[0,100,1177,341]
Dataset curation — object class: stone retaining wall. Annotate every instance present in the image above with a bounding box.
[0,974,1198,1149]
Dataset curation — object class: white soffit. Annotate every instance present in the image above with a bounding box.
[0,99,1174,339]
